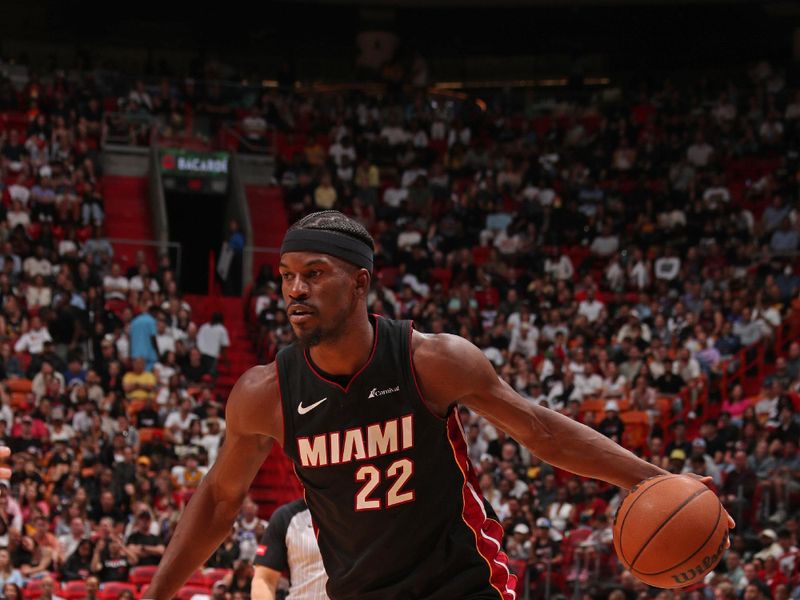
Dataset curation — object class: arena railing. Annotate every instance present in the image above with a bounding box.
[717,305,800,406]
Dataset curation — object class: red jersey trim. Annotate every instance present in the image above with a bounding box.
[446,412,517,600]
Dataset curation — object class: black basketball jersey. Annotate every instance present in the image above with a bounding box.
[277,315,517,600]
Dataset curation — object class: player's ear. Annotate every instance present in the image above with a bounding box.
[354,269,370,298]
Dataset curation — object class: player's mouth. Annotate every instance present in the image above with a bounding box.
[289,305,316,324]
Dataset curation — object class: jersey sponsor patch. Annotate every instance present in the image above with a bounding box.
[256,544,267,556]
[368,385,400,398]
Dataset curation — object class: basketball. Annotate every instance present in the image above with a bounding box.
[613,474,729,589]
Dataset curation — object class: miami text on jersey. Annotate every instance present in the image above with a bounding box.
[297,414,414,467]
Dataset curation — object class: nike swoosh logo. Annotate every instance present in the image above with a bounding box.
[298,397,328,415]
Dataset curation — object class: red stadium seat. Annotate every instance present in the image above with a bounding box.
[176,586,210,600]
[620,411,650,451]
[99,582,137,600]
[130,565,159,586]
[62,581,87,600]
[22,580,45,600]
[7,378,32,394]
[185,570,207,587]
[203,568,231,587]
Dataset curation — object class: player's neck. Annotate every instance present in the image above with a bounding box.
[308,312,374,376]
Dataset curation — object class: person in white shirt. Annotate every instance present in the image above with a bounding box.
[605,255,625,292]
[196,312,230,375]
[22,245,53,279]
[589,226,619,257]
[155,319,176,355]
[6,200,30,230]
[328,136,356,167]
[544,252,574,281]
[578,289,604,323]
[14,316,52,355]
[686,133,714,168]
[509,322,538,359]
[58,517,90,560]
[199,418,224,466]
[103,263,130,301]
[627,249,651,289]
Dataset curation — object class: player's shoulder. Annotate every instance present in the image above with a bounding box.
[231,363,279,398]
[225,362,282,439]
[410,329,483,367]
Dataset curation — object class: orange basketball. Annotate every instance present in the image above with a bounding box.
[613,474,729,589]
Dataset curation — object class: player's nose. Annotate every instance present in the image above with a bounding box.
[288,276,310,298]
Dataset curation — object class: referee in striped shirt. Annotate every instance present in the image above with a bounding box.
[252,499,329,600]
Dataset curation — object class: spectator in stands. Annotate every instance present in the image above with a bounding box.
[13,317,51,357]
[61,538,94,581]
[124,510,164,566]
[122,358,156,408]
[0,548,24,588]
[129,306,159,371]
[196,313,230,377]
[90,533,137,582]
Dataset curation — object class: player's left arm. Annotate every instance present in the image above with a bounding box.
[412,332,668,490]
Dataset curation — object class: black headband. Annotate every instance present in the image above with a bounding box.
[280,229,374,272]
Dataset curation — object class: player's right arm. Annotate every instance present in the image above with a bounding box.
[144,364,283,600]
[251,566,281,600]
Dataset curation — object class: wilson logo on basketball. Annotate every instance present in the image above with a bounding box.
[670,535,728,585]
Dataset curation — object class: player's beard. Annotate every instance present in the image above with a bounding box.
[295,301,354,349]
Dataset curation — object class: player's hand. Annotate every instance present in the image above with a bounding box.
[0,446,10,480]
[685,473,736,530]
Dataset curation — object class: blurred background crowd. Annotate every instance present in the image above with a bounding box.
[0,9,799,600]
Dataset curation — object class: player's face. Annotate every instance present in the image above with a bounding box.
[280,251,363,348]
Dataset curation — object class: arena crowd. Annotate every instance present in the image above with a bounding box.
[0,58,799,600]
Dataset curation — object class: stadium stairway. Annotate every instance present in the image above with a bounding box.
[184,293,303,518]
[102,175,156,269]
[245,185,287,275]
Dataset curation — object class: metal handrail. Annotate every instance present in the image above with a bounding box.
[101,112,156,147]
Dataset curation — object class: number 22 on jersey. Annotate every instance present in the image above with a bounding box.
[355,458,415,510]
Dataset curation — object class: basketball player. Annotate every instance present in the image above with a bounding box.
[146,211,733,599]
[251,499,328,600]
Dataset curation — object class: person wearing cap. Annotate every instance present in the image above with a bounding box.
[597,400,625,444]
[9,415,43,455]
[125,510,165,566]
[755,528,783,561]
[668,448,687,473]
[681,437,722,486]
[145,210,731,600]
[252,499,328,600]
[506,523,532,560]
[48,408,75,443]
[529,517,563,584]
